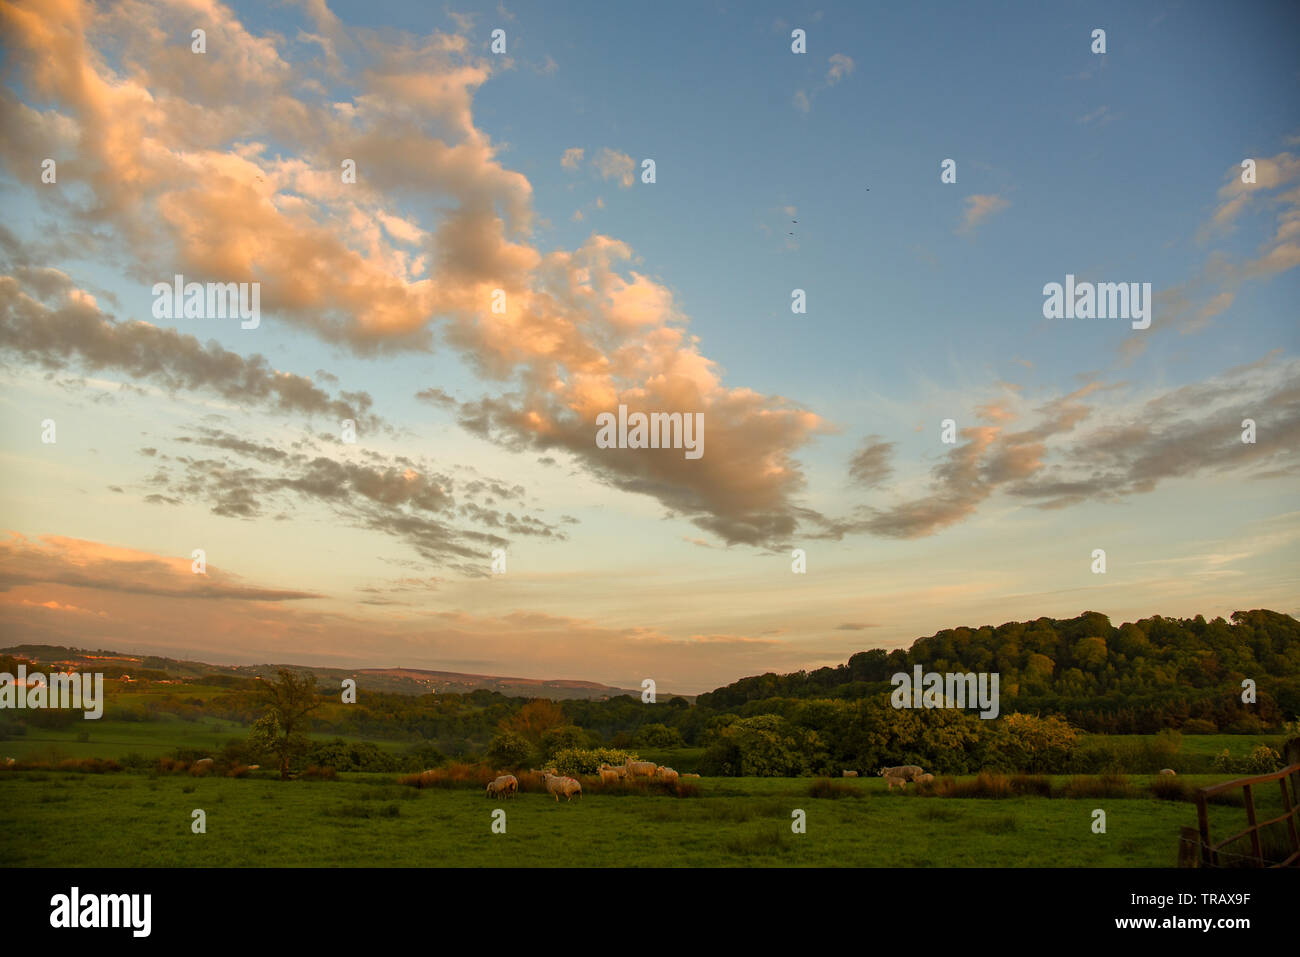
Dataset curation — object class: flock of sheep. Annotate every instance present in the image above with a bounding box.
[484,758,701,803]
[842,765,936,791]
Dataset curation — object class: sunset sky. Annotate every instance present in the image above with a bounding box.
[1,0,1297,693]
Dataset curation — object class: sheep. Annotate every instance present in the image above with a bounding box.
[247,764,260,770]
[681,773,701,778]
[624,759,657,779]
[842,770,859,778]
[195,757,214,766]
[486,774,518,799]
[598,767,622,785]
[1159,768,1177,776]
[541,771,583,802]
[884,775,908,791]
[878,765,924,782]
[654,766,679,784]
[599,763,628,779]
[3,757,14,766]
[916,773,935,784]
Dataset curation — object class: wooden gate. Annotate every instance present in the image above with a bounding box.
[1180,762,1300,867]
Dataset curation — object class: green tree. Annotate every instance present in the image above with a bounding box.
[249,669,321,780]
[487,729,532,768]
[634,722,684,749]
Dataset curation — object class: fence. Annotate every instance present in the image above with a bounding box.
[1178,762,1300,867]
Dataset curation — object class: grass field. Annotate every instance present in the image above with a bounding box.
[0,716,418,762]
[0,771,1279,867]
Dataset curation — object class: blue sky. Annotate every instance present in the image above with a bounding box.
[0,0,1297,691]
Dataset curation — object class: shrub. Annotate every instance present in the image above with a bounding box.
[304,739,396,773]
[1150,776,1192,801]
[54,757,121,774]
[400,762,494,789]
[634,723,685,749]
[486,730,532,768]
[808,777,860,799]
[1063,773,1132,799]
[936,773,1011,799]
[1212,746,1282,775]
[1009,774,1053,797]
[1182,718,1217,734]
[301,765,337,780]
[551,747,635,777]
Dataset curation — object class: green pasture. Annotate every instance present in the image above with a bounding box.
[1,771,1282,868]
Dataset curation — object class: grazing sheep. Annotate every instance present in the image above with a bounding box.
[541,771,583,802]
[884,775,908,792]
[486,774,518,799]
[681,773,701,779]
[878,765,924,782]
[654,766,679,784]
[598,767,622,785]
[842,770,859,778]
[1159,768,1177,776]
[3,757,14,766]
[599,763,628,779]
[195,757,214,767]
[247,765,259,770]
[624,759,657,779]
[916,773,935,784]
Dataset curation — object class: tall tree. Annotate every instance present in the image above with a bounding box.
[250,668,321,780]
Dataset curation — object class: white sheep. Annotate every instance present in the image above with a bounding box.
[878,764,924,782]
[884,775,908,791]
[654,766,679,784]
[1159,768,1177,776]
[541,771,583,802]
[486,774,518,799]
[916,773,935,784]
[624,759,657,779]
[842,770,859,777]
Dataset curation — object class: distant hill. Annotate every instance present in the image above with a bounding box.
[0,644,679,702]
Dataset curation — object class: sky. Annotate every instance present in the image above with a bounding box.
[0,0,1297,694]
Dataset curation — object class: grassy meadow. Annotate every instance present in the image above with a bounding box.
[1,769,1284,868]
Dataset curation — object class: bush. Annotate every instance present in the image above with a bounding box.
[304,739,396,773]
[301,765,337,780]
[486,730,532,768]
[1150,776,1192,801]
[1009,774,1053,797]
[1182,718,1217,734]
[634,723,685,749]
[550,747,635,778]
[808,778,860,799]
[540,725,592,758]
[1063,773,1132,799]
[936,772,1011,799]
[1212,746,1282,775]
[400,762,495,789]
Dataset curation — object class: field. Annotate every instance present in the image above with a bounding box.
[0,770,1278,868]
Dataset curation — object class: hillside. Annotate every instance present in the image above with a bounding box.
[696,609,1300,733]
[0,644,664,701]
